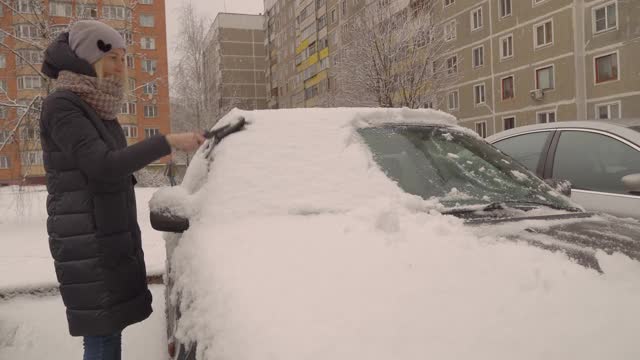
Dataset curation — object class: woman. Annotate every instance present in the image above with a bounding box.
[39,20,204,359]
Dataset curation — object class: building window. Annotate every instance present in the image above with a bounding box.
[330,8,337,24]
[49,1,72,17]
[20,151,43,166]
[0,155,9,169]
[502,76,514,100]
[122,125,138,138]
[304,84,319,100]
[445,20,456,41]
[144,128,160,138]
[472,46,484,68]
[319,57,329,70]
[20,126,39,140]
[534,20,553,48]
[595,52,619,84]
[17,76,42,90]
[596,101,621,120]
[50,25,67,39]
[537,111,556,123]
[475,121,487,138]
[0,130,10,143]
[446,55,458,74]
[103,6,128,20]
[0,54,5,68]
[118,30,133,45]
[500,34,513,60]
[141,37,156,50]
[142,59,157,74]
[448,90,459,110]
[77,3,98,18]
[126,54,135,69]
[140,14,155,27]
[17,49,43,65]
[593,1,617,33]
[500,0,512,17]
[471,7,483,31]
[16,0,34,13]
[474,83,486,105]
[444,0,455,7]
[139,0,153,4]
[15,24,41,39]
[0,155,9,168]
[0,105,6,117]
[120,102,136,115]
[128,78,136,93]
[318,14,327,29]
[144,105,158,118]
[503,117,515,130]
[536,65,555,90]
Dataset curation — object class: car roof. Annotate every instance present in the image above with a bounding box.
[486,119,640,146]
[210,107,459,132]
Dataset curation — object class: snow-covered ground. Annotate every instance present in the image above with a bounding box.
[0,285,166,359]
[0,185,168,358]
[0,185,166,292]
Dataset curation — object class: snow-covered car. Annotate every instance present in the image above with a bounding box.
[150,108,640,360]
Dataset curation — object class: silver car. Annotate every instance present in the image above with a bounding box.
[487,120,640,219]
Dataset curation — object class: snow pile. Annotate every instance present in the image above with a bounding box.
[162,108,640,359]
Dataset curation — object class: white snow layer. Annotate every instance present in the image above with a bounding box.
[159,108,640,360]
[0,285,166,359]
[0,186,166,291]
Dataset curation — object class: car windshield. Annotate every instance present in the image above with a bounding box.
[359,125,576,211]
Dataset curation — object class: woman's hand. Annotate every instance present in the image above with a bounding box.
[165,132,206,152]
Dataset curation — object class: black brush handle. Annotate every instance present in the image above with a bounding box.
[202,117,246,141]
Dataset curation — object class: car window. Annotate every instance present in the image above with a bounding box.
[553,131,640,195]
[359,126,574,210]
[492,132,552,172]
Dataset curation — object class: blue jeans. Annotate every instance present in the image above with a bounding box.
[83,332,122,360]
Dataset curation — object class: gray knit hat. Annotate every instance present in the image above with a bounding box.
[69,20,126,65]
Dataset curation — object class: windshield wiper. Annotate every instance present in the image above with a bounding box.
[443,201,581,215]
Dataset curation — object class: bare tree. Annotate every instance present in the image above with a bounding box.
[329,0,457,109]
[171,1,209,132]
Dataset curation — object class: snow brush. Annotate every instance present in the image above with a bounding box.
[202,116,246,159]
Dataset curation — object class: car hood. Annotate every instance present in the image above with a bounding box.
[470,213,640,272]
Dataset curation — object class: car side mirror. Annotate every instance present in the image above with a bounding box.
[545,179,572,197]
[622,174,640,195]
[150,211,189,233]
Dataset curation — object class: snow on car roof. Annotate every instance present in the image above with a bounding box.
[153,108,640,360]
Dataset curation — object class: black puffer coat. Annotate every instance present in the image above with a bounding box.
[40,33,171,336]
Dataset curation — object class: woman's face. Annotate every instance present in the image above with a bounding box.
[102,48,125,79]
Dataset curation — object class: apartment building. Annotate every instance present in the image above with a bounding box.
[265,0,374,108]
[264,0,639,139]
[203,13,267,121]
[440,0,640,137]
[0,0,171,186]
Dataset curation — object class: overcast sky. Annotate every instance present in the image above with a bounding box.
[164,0,265,64]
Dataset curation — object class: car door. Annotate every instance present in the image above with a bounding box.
[490,130,555,177]
[546,129,640,219]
